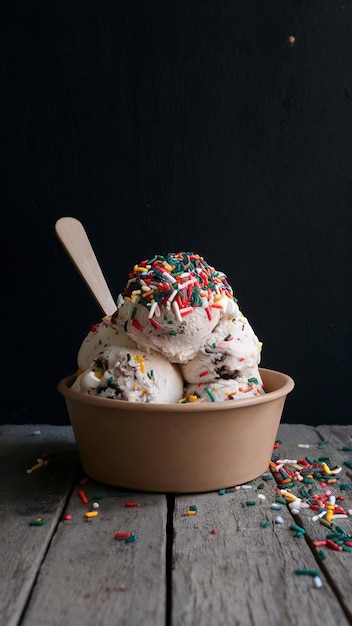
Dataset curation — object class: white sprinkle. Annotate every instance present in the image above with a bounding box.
[162,271,176,283]
[275,516,284,524]
[258,494,266,500]
[297,444,310,448]
[32,430,41,436]
[312,511,327,522]
[348,509,352,517]
[300,502,310,509]
[240,484,253,489]
[172,301,182,323]
[148,301,158,319]
[331,514,348,519]
[167,289,178,305]
[313,576,323,588]
[92,502,100,509]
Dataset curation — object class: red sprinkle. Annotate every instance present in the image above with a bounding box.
[125,502,139,508]
[326,539,343,551]
[61,514,72,521]
[80,477,89,485]
[131,319,144,332]
[210,529,218,535]
[115,532,132,540]
[199,370,209,377]
[78,490,88,504]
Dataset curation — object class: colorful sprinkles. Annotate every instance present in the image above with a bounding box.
[118,252,236,333]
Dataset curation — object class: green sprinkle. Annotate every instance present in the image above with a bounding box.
[131,306,137,319]
[204,387,216,402]
[169,330,177,335]
[341,446,352,451]
[271,503,281,510]
[344,461,352,469]
[275,497,287,505]
[127,353,131,361]
[125,534,138,543]
[291,523,305,534]
[211,343,217,349]
[295,569,320,577]
[317,456,331,462]
[303,478,314,484]
[246,501,256,506]
[318,440,328,447]
[305,457,315,465]
[93,493,108,499]
[218,489,226,495]
[189,505,198,511]
[262,474,273,481]
[318,549,326,560]
[248,377,259,385]
[261,520,270,528]
[335,526,348,536]
[224,333,232,341]
[29,520,45,526]
[342,544,352,552]
[340,483,352,490]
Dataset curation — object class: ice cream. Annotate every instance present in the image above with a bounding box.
[183,376,264,403]
[73,252,264,404]
[77,312,136,371]
[116,253,239,363]
[72,346,184,403]
[180,312,263,383]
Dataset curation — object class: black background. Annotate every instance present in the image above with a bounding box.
[2,1,351,425]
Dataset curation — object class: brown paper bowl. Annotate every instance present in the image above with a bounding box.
[58,368,294,493]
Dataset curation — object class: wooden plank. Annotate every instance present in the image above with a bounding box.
[272,424,352,622]
[20,478,167,626]
[0,425,79,626]
[172,425,351,626]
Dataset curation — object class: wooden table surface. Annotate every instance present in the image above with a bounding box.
[1,423,351,626]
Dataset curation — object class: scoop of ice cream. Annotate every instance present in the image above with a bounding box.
[72,346,184,403]
[77,313,137,371]
[116,253,239,363]
[180,312,262,383]
[182,372,264,403]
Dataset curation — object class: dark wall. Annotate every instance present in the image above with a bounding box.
[2,1,351,425]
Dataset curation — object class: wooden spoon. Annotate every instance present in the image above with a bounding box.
[55,217,117,316]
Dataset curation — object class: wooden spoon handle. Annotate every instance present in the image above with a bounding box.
[55,217,117,316]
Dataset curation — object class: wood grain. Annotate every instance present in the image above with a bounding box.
[1,425,351,626]
[0,425,79,626]
[172,424,352,626]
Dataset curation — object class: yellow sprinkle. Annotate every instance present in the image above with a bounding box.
[187,395,199,402]
[84,511,99,518]
[134,265,147,272]
[93,370,104,380]
[325,509,333,522]
[321,462,331,475]
[186,510,197,515]
[280,489,297,502]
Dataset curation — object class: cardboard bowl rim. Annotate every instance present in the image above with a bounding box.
[58,367,294,414]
